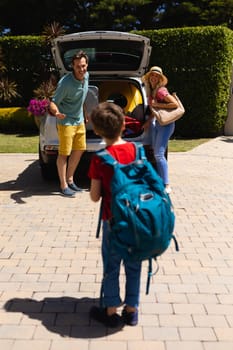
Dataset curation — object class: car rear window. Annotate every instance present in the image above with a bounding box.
[58,39,144,71]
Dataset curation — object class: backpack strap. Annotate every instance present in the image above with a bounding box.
[96,198,103,238]
[97,143,146,165]
[146,258,160,294]
[134,142,146,160]
[146,258,153,295]
[172,234,179,251]
[96,149,118,167]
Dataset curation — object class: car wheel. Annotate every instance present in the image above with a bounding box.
[39,146,58,181]
[74,151,92,188]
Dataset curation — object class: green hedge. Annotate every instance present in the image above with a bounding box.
[0,108,38,134]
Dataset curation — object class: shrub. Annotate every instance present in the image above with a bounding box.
[0,107,37,134]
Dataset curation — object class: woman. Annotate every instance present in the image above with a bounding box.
[142,66,178,193]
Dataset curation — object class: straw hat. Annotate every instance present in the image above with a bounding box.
[142,66,168,86]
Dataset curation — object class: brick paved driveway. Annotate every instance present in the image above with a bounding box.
[0,136,233,350]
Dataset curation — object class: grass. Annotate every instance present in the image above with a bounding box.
[168,138,210,152]
[0,133,39,153]
[0,133,211,153]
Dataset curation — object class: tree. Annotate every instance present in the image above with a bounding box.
[0,0,161,34]
[90,0,156,31]
[0,0,77,35]
[158,0,233,29]
[0,0,232,35]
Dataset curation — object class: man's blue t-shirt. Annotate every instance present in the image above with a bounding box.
[52,71,89,126]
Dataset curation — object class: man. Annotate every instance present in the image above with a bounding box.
[50,51,89,197]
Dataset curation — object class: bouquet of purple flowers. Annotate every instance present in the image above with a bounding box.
[27,98,49,117]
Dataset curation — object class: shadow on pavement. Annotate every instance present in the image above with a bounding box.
[0,159,60,204]
[0,158,90,204]
[4,297,124,337]
[220,136,233,143]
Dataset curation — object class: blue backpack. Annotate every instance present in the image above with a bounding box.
[96,143,179,294]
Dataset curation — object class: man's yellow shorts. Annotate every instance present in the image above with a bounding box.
[57,123,86,156]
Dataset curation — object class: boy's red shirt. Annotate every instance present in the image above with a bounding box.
[88,142,136,220]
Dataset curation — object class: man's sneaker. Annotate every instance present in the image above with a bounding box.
[68,182,83,192]
[89,306,122,328]
[61,187,76,197]
[122,306,138,326]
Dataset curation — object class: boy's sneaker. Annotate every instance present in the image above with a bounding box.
[122,306,138,326]
[61,187,76,197]
[89,306,122,328]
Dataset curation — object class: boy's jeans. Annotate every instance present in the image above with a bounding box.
[101,220,142,308]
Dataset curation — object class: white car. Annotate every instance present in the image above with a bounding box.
[38,31,152,183]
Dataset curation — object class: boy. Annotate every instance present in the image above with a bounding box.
[88,102,142,327]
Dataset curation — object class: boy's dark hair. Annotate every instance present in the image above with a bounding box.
[91,102,124,139]
[72,50,89,64]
